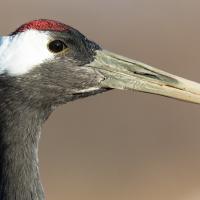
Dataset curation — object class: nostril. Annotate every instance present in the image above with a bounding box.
[134,71,161,80]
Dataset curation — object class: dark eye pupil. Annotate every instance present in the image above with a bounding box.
[48,40,65,53]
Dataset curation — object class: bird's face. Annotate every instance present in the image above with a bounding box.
[1,19,200,107]
[0,20,107,105]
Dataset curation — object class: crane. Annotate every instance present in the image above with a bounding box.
[0,19,200,200]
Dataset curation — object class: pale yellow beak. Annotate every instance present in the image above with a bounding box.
[89,50,200,104]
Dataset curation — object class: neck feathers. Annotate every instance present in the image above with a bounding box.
[0,92,53,200]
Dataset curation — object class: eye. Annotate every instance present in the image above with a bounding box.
[48,40,67,53]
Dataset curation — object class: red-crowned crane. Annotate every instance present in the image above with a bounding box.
[0,19,200,200]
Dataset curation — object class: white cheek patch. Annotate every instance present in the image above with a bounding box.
[0,30,54,76]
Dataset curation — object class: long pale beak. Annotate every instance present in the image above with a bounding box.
[88,50,200,104]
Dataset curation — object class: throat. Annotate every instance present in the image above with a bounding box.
[0,101,52,200]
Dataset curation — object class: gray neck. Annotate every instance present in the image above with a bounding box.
[0,93,53,200]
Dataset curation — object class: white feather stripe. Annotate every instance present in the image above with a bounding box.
[0,30,54,76]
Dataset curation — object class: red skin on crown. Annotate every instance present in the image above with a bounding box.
[11,19,70,35]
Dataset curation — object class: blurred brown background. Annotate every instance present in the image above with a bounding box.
[1,0,200,199]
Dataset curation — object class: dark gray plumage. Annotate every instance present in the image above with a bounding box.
[0,21,107,200]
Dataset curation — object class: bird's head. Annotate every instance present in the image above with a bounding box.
[0,19,200,107]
